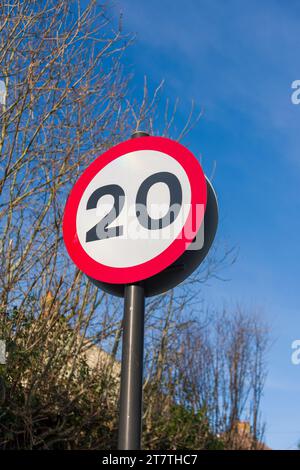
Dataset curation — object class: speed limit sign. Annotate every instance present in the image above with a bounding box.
[63,136,207,284]
[63,133,215,450]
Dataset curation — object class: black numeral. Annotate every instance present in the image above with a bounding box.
[85,184,125,242]
[136,172,182,230]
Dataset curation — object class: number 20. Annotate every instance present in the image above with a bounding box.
[85,171,182,242]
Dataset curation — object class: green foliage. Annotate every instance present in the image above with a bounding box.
[143,403,224,450]
[0,308,226,450]
[0,309,120,449]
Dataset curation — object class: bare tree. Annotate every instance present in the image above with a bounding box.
[154,305,269,449]
[0,0,132,449]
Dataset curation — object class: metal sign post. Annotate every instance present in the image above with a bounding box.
[0,340,6,365]
[118,284,145,449]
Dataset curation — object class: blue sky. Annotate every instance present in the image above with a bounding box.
[112,0,300,449]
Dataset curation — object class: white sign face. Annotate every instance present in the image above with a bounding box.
[76,150,191,268]
[63,137,207,284]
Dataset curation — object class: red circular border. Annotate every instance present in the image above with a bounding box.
[63,136,207,284]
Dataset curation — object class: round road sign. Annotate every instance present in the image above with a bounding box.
[63,136,207,284]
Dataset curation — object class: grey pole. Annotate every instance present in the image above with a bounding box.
[117,131,149,450]
[118,284,145,450]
